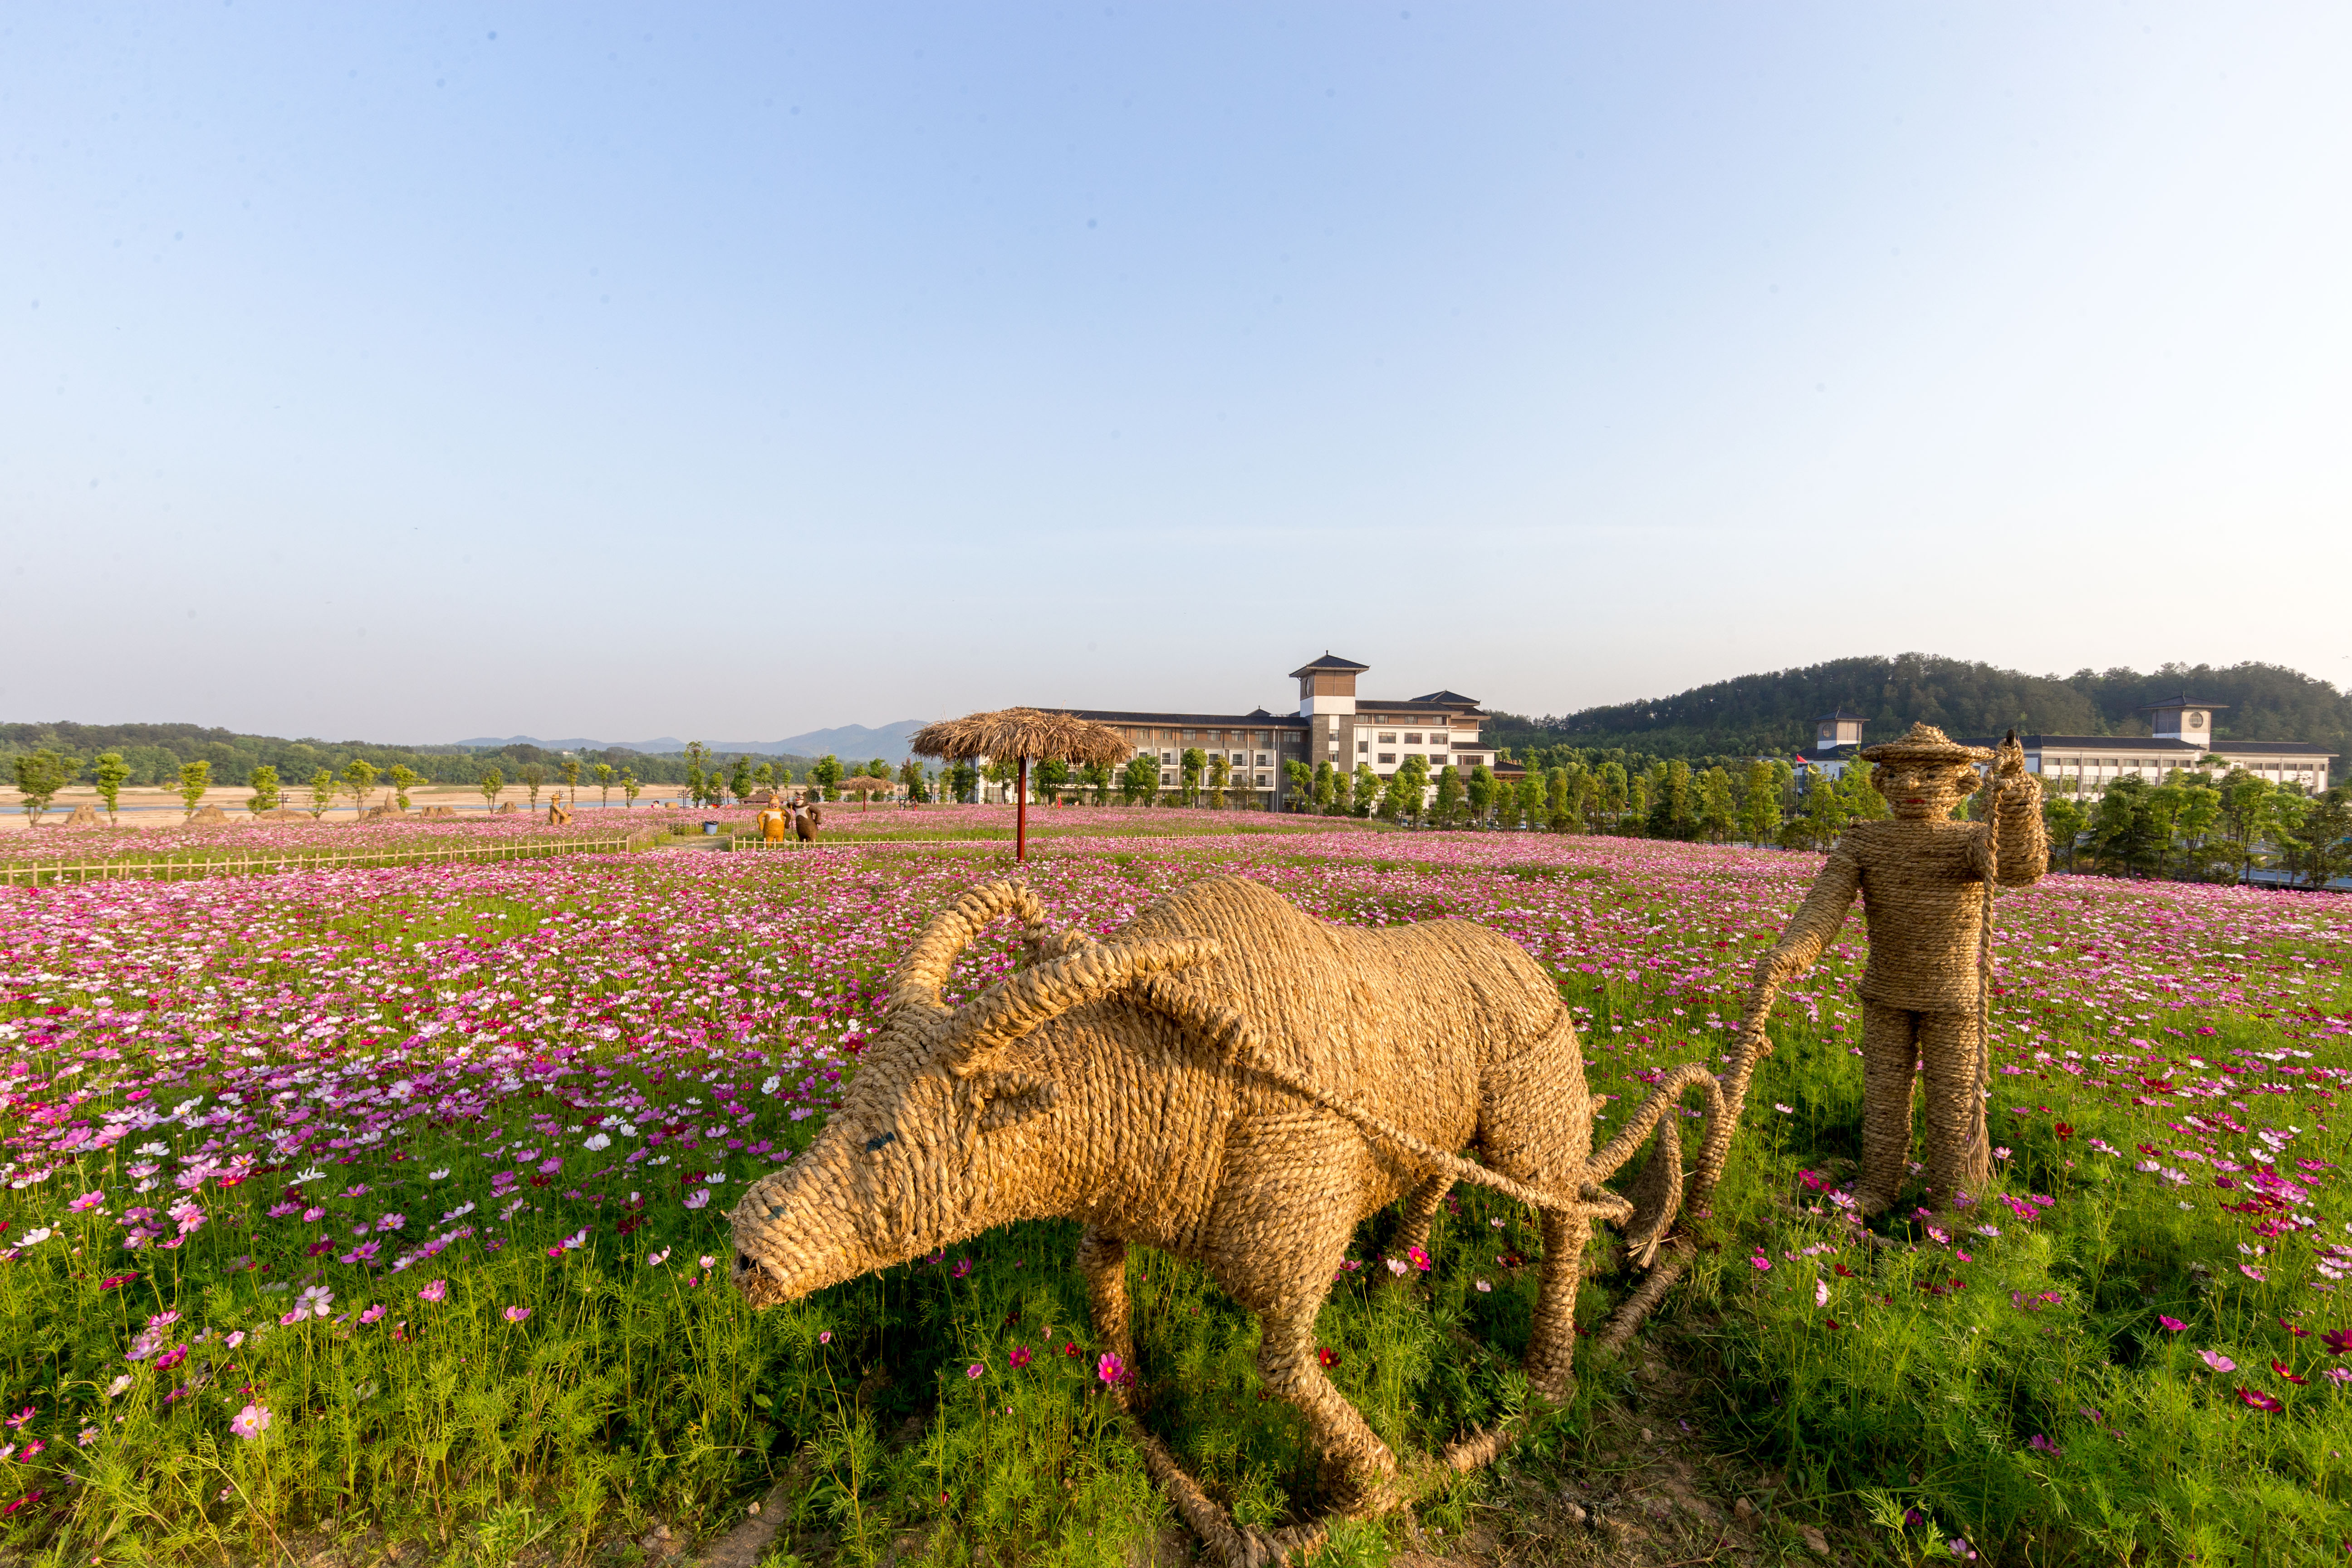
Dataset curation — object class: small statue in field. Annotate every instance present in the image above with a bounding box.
[732,877,1720,1565]
[1744,724,2045,1213]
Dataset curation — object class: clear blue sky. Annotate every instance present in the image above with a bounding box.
[6,3,2347,742]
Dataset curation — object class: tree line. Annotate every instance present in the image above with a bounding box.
[1485,654,2352,764]
[0,721,818,791]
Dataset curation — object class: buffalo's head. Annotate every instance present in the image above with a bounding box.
[731,881,1218,1305]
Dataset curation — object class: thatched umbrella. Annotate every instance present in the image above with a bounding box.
[835,775,895,810]
[909,707,1131,862]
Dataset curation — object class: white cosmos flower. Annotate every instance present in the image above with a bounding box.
[136,1142,170,1157]
[20,1227,53,1245]
[582,1134,611,1152]
[293,1166,326,1185]
[428,1168,451,1180]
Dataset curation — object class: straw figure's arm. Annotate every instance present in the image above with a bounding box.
[1977,735,2047,887]
[1684,840,1861,1208]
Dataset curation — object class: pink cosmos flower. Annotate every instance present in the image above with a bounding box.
[358,1305,387,1325]
[1009,1346,1033,1370]
[2157,1315,2188,1332]
[2235,1386,2283,1414]
[230,1403,271,1439]
[2028,1434,2060,1456]
[966,1363,984,1379]
[1097,1351,1127,1387]
[2200,1350,2236,1373]
[417,1279,448,1304]
[503,1305,531,1323]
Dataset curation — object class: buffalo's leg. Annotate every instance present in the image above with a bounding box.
[1075,1226,1135,1410]
[1520,1209,1589,1401]
[1389,1173,1452,1279]
[1256,1299,1400,1515]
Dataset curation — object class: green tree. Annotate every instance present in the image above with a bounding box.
[1083,760,1111,806]
[1034,756,1071,804]
[1285,759,1313,812]
[340,757,378,818]
[1788,769,1848,849]
[1597,762,1628,833]
[1433,764,1465,827]
[729,755,754,804]
[245,763,280,816]
[1739,760,1781,845]
[949,760,979,803]
[177,759,213,819]
[1178,748,1206,807]
[1328,764,1352,817]
[1314,760,1338,815]
[2042,794,2087,872]
[10,749,73,827]
[812,754,845,802]
[2089,776,2166,876]
[310,768,341,820]
[2217,769,2279,884]
[560,756,583,804]
[621,770,640,808]
[1465,764,1495,826]
[595,762,617,806]
[1352,763,1380,817]
[1646,759,1694,839]
[682,741,712,807]
[476,766,504,815]
[517,763,546,811]
[1696,766,1737,843]
[1842,760,1891,822]
[982,754,1019,802]
[1119,754,1158,806]
[93,751,130,825]
[1206,754,1229,809]
[387,764,423,810]
[2280,786,2352,889]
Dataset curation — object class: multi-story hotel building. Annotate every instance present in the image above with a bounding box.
[1803,696,2333,796]
[1031,653,1499,809]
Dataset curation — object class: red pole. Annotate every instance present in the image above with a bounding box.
[1016,756,1029,862]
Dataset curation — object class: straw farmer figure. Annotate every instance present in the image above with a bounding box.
[1743,722,2045,1213]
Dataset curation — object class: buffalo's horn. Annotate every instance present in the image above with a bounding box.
[943,937,1223,1078]
[889,881,1045,1022]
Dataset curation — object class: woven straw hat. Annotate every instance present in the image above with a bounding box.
[1858,721,1993,764]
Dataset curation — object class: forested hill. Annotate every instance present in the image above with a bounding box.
[0,721,818,789]
[1485,655,2352,763]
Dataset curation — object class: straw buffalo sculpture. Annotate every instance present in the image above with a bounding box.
[731,876,1735,1565]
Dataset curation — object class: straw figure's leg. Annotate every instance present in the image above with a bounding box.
[1075,1226,1135,1411]
[1857,1001,1922,1215]
[1254,1292,1402,1514]
[1916,1008,1991,1205]
[1389,1173,1452,1279]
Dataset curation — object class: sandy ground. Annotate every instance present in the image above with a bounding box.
[0,781,688,834]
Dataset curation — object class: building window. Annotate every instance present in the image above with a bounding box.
[1378,732,1397,744]
[1254,753,1269,767]
[1357,741,1369,754]
[1254,774,1269,788]
[1404,732,1421,745]
[1256,731,1270,746]
[1378,753,1396,764]
[1160,772,1174,786]
[1181,730,1195,743]
[1161,751,1174,765]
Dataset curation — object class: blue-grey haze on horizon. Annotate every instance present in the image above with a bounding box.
[4,2,2347,744]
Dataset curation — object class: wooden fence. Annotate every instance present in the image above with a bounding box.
[0,829,662,888]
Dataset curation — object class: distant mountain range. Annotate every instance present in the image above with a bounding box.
[450,720,929,765]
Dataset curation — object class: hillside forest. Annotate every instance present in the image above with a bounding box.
[1484,654,2352,764]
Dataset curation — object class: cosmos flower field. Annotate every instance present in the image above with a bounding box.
[2,815,2348,1564]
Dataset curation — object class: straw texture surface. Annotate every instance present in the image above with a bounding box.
[730,874,1731,1563]
[909,706,1132,767]
[1744,725,2045,1212]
